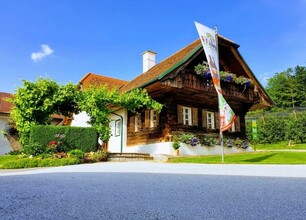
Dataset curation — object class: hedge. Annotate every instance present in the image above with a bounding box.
[29,125,98,153]
[246,111,306,144]
[1,157,80,169]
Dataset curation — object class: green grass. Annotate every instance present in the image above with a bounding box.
[168,152,306,164]
[0,155,80,169]
[254,141,306,150]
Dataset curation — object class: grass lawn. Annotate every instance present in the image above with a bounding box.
[254,141,306,150]
[168,151,306,164]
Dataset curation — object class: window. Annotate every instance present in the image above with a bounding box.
[178,105,198,126]
[207,111,215,129]
[150,110,158,128]
[115,119,121,136]
[135,114,141,132]
[182,107,192,126]
[228,121,235,132]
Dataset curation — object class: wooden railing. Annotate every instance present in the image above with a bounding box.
[162,73,255,101]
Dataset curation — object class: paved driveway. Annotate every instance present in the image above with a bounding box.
[1,161,306,178]
[1,163,306,220]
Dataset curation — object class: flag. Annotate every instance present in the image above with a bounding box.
[195,21,236,131]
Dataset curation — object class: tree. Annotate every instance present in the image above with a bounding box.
[295,66,306,107]
[10,78,162,146]
[266,68,298,108]
[265,66,306,109]
[9,78,80,145]
[78,86,162,142]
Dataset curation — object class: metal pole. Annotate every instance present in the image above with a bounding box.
[215,25,224,163]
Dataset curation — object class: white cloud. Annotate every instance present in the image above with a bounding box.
[258,72,272,87]
[31,44,54,62]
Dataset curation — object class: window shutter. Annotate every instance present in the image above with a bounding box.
[156,112,160,127]
[235,116,241,132]
[177,105,183,124]
[202,109,207,128]
[138,113,142,130]
[192,108,198,126]
[215,112,220,129]
[130,116,135,132]
[145,110,150,128]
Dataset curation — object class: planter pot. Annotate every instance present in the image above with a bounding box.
[174,149,180,156]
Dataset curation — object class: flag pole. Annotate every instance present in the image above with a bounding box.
[215,25,224,163]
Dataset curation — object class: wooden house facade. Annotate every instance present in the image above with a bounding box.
[76,37,273,155]
[120,38,272,150]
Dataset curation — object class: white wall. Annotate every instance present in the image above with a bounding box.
[108,109,127,153]
[124,142,252,156]
[71,111,91,127]
[0,116,12,155]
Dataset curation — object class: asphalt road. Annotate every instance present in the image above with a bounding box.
[1,171,306,219]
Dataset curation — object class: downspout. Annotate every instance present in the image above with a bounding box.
[111,112,123,153]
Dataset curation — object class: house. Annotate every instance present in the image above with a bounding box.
[0,92,14,155]
[74,37,273,155]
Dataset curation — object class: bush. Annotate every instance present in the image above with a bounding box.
[22,143,47,156]
[83,150,108,163]
[29,125,98,153]
[68,149,85,160]
[246,111,306,144]
[286,112,306,143]
[2,157,80,169]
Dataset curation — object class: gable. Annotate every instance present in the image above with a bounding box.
[119,37,273,108]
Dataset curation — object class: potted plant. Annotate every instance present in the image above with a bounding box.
[172,135,181,155]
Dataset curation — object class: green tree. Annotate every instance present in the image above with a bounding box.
[9,78,162,146]
[78,86,162,142]
[9,78,80,145]
[295,66,306,107]
[266,68,298,109]
[265,66,306,109]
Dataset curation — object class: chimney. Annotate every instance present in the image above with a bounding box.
[142,50,157,72]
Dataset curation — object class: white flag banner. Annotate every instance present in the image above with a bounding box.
[195,21,236,131]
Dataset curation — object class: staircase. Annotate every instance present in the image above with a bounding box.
[108,153,154,161]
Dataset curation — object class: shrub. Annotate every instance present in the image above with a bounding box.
[285,112,306,143]
[22,143,47,156]
[29,125,98,153]
[2,157,80,169]
[246,111,306,144]
[257,115,286,143]
[84,150,108,163]
[68,149,85,160]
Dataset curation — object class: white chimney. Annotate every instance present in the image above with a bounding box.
[142,50,157,72]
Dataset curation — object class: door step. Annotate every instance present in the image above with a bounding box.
[108,153,154,161]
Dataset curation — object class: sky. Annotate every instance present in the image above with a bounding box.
[0,0,306,93]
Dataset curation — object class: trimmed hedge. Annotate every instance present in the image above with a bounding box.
[1,157,80,169]
[29,125,98,153]
[246,111,306,144]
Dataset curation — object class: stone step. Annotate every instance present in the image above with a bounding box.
[108,153,153,161]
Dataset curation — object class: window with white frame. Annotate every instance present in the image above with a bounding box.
[207,111,215,129]
[229,121,235,132]
[134,114,141,132]
[150,110,157,128]
[183,107,192,126]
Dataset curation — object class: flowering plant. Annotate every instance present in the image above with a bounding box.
[194,63,253,87]
[174,133,250,149]
[48,141,66,154]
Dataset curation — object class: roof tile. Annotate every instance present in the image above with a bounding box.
[0,92,13,114]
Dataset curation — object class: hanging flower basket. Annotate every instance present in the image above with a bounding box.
[194,63,253,87]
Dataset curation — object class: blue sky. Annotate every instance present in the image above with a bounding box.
[1,0,306,93]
